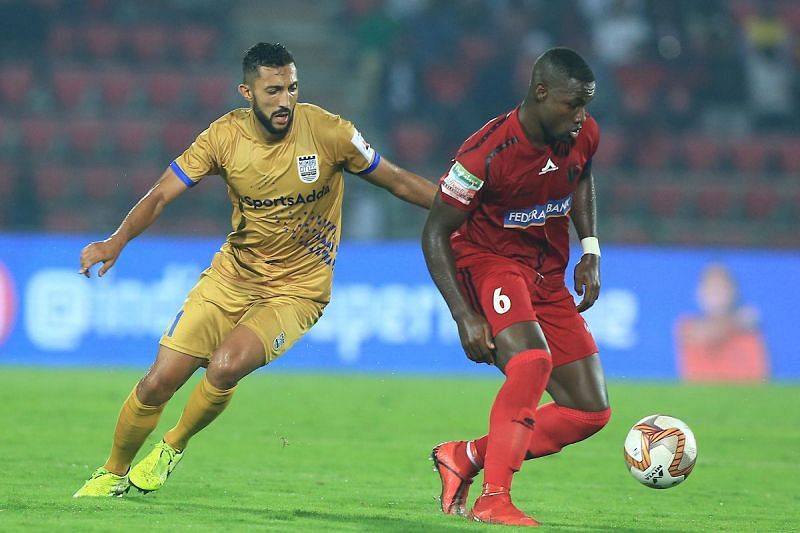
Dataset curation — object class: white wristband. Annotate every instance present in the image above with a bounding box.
[581,237,601,257]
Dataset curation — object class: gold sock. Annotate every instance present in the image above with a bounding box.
[163,375,236,452]
[104,386,165,475]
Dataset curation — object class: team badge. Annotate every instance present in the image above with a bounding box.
[273,331,286,351]
[297,154,319,183]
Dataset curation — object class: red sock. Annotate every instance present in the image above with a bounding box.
[483,350,552,489]
[526,403,611,458]
[472,403,612,463]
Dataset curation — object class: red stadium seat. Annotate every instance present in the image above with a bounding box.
[649,181,688,218]
[162,120,198,155]
[51,68,93,109]
[0,161,14,195]
[743,185,781,220]
[98,69,137,107]
[43,208,90,233]
[592,129,625,168]
[777,138,800,173]
[680,135,723,172]
[634,135,674,171]
[729,138,770,174]
[83,165,127,200]
[146,71,185,109]
[127,165,162,197]
[195,72,231,110]
[115,118,158,158]
[391,121,438,165]
[0,65,33,107]
[130,25,169,62]
[66,118,105,157]
[175,25,219,62]
[33,164,72,202]
[20,117,62,153]
[694,183,738,220]
[84,23,123,60]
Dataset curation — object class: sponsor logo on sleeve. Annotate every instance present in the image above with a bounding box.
[441,161,484,205]
[503,194,572,228]
[350,129,375,163]
[297,154,319,183]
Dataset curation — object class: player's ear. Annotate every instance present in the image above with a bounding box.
[238,83,253,102]
[535,82,548,102]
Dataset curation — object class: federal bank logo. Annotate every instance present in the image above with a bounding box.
[503,194,572,228]
[0,261,17,347]
[297,154,319,183]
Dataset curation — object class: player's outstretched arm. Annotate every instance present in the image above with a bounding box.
[571,168,600,312]
[357,157,436,209]
[422,195,495,364]
[79,167,190,277]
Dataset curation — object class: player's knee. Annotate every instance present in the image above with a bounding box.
[206,352,250,389]
[136,375,175,406]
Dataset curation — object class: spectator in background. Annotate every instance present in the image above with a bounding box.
[675,263,769,382]
[742,0,796,132]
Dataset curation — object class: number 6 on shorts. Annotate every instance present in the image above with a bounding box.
[493,287,511,314]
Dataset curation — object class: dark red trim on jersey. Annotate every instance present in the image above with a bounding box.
[457,113,512,158]
[484,137,519,177]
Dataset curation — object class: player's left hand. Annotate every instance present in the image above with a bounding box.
[574,253,600,312]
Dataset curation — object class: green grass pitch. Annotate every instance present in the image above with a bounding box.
[1,367,797,531]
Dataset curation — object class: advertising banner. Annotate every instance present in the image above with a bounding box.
[0,234,797,380]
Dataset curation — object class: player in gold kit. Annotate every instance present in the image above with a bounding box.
[73,43,435,497]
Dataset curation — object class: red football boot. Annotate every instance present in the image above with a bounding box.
[470,484,540,527]
[431,441,479,516]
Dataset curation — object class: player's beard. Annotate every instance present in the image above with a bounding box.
[254,105,293,139]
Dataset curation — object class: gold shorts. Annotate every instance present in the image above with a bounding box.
[159,270,325,364]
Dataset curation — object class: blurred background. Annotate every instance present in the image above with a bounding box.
[1,0,798,246]
[0,0,798,381]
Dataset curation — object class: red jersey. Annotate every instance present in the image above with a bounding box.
[439,108,600,283]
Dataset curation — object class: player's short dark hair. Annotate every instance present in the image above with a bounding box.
[532,47,595,87]
[242,42,295,82]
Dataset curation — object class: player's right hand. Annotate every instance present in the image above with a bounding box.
[79,238,123,278]
[455,311,496,365]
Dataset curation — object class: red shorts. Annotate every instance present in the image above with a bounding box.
[456,254,598,367]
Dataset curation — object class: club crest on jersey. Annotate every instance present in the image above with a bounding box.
[297,154,319,183]
[504,194,573,228]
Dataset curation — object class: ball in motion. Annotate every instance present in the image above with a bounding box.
[623,414,697,489]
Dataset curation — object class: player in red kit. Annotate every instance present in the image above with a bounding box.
[422,48,611,526]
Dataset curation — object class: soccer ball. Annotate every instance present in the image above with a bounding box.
[623,415,697,489]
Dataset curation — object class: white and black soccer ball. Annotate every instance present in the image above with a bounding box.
[624,415,697,489]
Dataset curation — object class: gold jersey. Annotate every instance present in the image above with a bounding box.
[171,103,379,303]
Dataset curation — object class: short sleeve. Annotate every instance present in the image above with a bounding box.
[170,124,222,188]
[438,153,486,211]
[333,118,380,175]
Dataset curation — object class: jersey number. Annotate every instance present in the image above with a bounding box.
[493,287,511,315]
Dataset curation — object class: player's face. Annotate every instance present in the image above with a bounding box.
[540,78,595,143]
[247,64,299,139]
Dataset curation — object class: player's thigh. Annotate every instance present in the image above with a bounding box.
[458,263,537,339]
[138,345,206,405]
[534,286,598,368]
[159,273,245,361]
[237,295,325,365]
[546,354,609,411]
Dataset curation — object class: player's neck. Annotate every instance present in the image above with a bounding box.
[517,103,548,149]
